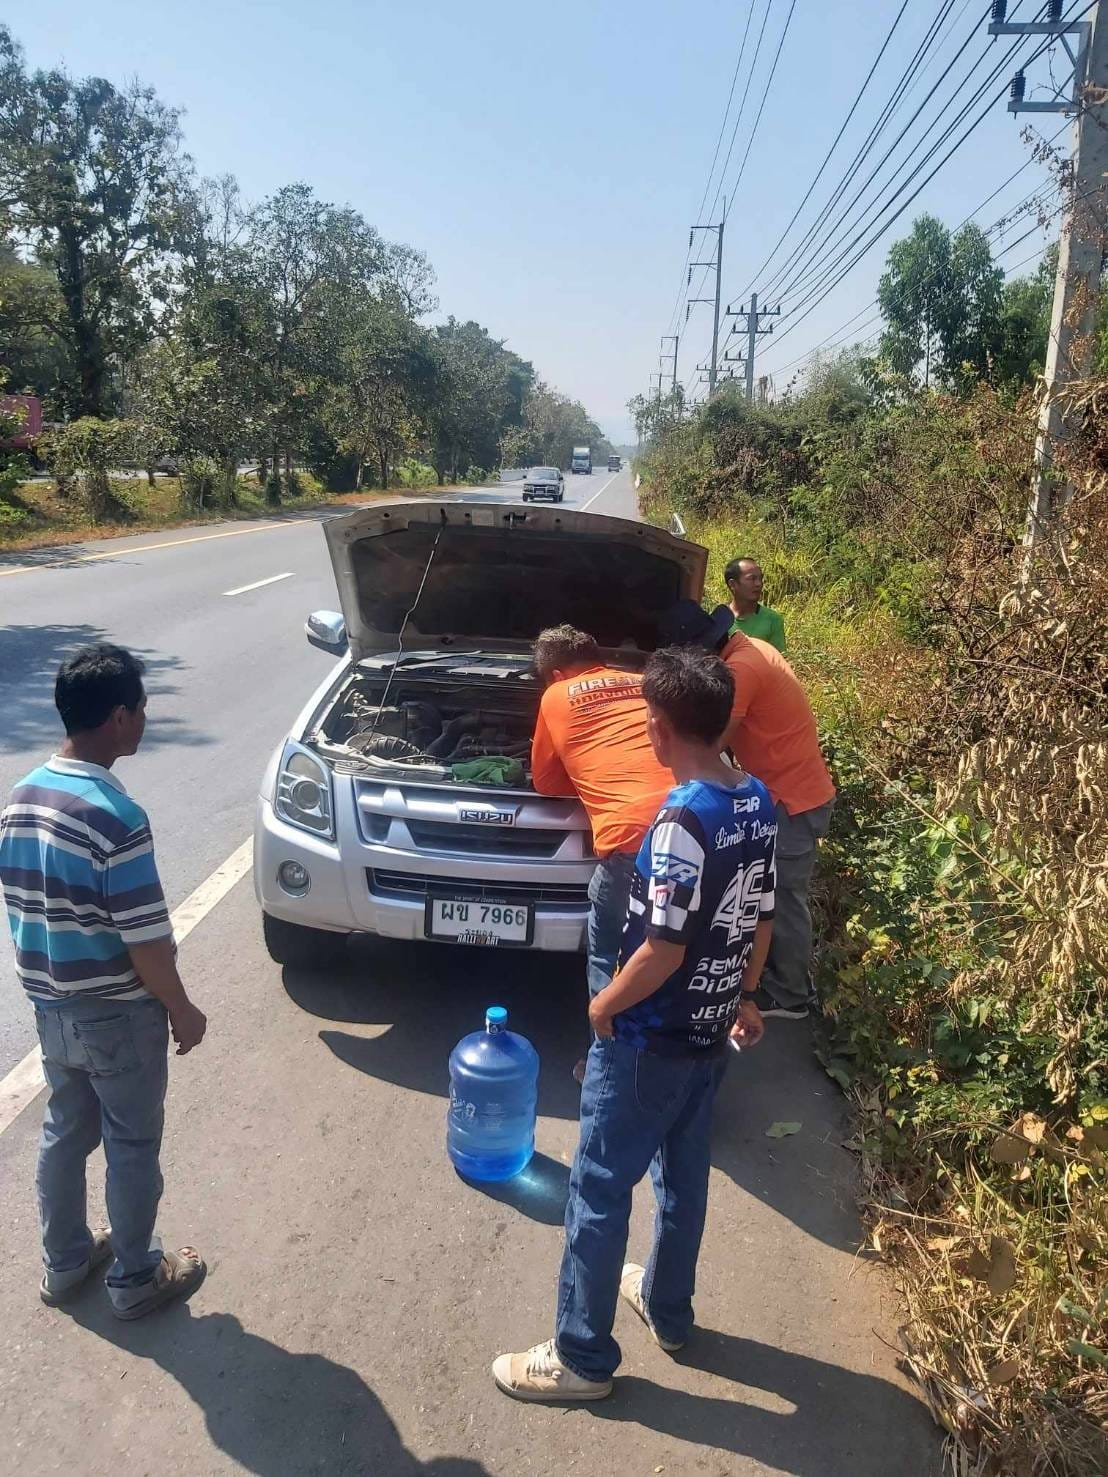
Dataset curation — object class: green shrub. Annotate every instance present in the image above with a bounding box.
[43,418,137,522]
[394,457,436,488]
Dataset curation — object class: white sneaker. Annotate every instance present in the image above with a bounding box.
[492,1339,613,1402]
[619,1263,686,1352]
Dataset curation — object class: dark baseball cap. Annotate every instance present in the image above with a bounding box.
[657,599,734,651]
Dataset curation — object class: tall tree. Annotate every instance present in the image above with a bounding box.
[994,245,1056,387]
[324,295,436,489]
[237,184,391,500]
[0,25,197,415]
[501,381,609,469]
[427,319,532,481]
[878,216,1003,390]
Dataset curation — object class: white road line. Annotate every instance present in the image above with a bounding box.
[577,470,623,511]
[223,572,294,597]
[0,836,254,1139]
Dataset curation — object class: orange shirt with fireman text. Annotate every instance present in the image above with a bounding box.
[530,667,674,857]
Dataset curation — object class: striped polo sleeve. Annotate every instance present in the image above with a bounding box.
[104,819,172,944]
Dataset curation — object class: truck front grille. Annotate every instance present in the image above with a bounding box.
[368,869,590,911]
[404,819,564,859]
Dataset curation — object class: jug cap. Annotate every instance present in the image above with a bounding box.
[486,1006,508,1032]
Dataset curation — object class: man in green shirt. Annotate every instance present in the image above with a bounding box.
[724,556,786,651]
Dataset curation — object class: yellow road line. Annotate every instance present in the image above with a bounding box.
[0,519,304,579]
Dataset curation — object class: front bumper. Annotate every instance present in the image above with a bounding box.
[254,798,591,953]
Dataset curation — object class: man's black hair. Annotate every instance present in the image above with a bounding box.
[723,556,760,584]
[55,644,146,735]
[642,645,734,746]
[532,624,600,679]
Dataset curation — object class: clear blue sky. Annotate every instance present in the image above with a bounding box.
[11,1,1066,440]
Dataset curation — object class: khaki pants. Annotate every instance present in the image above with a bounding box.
[760,799,834,1009]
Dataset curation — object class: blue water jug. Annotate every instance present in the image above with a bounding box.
[448,1006,539,1182]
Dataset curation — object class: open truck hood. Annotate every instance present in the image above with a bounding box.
[322,498,708,664]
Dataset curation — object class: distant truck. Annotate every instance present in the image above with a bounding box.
[607,454,621,471]
[570,444,592,474]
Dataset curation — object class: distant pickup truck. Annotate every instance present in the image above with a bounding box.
[607,455,621,471]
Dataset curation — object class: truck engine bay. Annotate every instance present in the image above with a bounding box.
[314,673,539,781]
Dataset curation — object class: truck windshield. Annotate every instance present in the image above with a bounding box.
[533,468,559,479]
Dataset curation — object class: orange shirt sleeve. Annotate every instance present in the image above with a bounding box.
[530,691,574,796]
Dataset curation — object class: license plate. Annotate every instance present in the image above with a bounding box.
[425,896,534,947]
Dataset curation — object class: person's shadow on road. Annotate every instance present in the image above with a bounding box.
[594,1329,941,1477]
[285,938,863,1251]
[67,1301,491,1477]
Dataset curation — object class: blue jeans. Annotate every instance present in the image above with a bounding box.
[555,1036,728,1382]
[586,851,637,999]
[34,995,168,1305]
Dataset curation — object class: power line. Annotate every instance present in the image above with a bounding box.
[753,0,971,306]
[757,119,1070,374]
[768,196,1065,377]
[751,7,1083,349]
[718,0,800,217]
[768,1,1043,310]
[658,3,761,362]
[732,0,914,303]
[704,0,777,227]
[684,0,798,386]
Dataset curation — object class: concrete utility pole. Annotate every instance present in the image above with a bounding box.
[725,294,782,400]
[660,334,679,392]
[687,215,725,393]
[989,0,1108,540]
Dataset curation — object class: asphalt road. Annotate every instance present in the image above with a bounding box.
[0,465,940,1474]
[0,465,628,1077]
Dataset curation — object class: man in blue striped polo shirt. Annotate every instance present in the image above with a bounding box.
[0,644,207,1318]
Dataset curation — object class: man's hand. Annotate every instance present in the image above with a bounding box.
[588,993,614,1038]
[169,1000,207,1055]
[730,996,765,1049]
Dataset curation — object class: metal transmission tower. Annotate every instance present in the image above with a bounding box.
[988,0,1108,538]
[660,334,679,392]
[686,215,725,392]
[725,292,782,400]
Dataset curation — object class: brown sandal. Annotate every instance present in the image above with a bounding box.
[40,1229,113,1307]
[111,1246,206,1321]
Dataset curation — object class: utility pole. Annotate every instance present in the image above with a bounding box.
[687,213,725,393]
[660,334,679,392]
[725,293,781,400]
[988,0,1108,540]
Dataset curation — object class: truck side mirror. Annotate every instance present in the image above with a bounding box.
[306,609,347,655]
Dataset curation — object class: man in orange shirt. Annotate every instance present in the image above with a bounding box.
[531,626,674,1053]
[659,601,835,1019]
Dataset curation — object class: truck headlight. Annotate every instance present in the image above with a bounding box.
[274,744,334,839]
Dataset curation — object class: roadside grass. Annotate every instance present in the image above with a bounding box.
[642,481,1108,1476]
[651,495,934,741]
[0,472,489,554]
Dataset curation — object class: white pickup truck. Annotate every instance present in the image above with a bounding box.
[253,498,707,966]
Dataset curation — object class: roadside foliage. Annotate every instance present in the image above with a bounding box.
[637,362,1108,1475]
[0,25,610,540]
